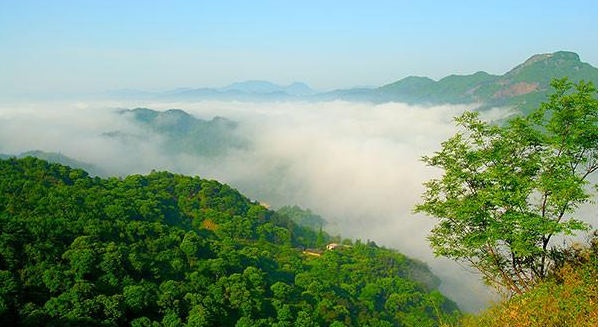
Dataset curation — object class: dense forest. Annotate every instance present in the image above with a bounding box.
[0,157,458,327]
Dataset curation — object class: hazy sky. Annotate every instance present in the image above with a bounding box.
[1,0,597,95]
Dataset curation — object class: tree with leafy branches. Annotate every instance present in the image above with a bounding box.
[415,78,598,295]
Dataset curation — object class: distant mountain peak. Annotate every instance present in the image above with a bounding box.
[283,81,316,96]
[219,80,316,96]
[221,80,282,93]
[548,51,580,61]
[352,50,597,111]
[378,76,436,92]
[403,76,435,82]
[163,108,192,117]
[507,51,582,76]
[101,51,594,110]
[289,81,308,87]
[112,108,244,157]
[526,51,581,64]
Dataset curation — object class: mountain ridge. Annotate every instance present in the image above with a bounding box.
[220,80,316,96]
[98,51,597,112]
[105,108,246,157]
[364,50,597,110]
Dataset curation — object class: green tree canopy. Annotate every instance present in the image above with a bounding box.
[0,156,458,326]
[415,78,598,294]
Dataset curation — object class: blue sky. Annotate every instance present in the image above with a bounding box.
[0,0,597,95]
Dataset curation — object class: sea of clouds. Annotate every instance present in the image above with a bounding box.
[1,99,595,312]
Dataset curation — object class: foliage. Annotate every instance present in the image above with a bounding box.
[0,157,458,326]
[456,235,598,327]
[415,78,598,294]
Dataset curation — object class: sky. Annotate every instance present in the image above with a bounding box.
[0,0,598,95]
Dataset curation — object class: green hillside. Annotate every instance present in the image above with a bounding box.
[376,72,498,104]
[472,51,597,111]
[345,51,597,112]
[0,157,458,326]
[455,237,597,327]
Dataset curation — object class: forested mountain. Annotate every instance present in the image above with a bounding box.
[105,108,246,157]
[382,51,595,109]
[0,157,458,326]
[322,51,598,111]
[99,51,596,113]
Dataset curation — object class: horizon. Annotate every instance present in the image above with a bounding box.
[106,50,600,93]
[1,1,597,96]
[4,50,598,98]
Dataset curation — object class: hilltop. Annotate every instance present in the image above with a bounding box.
[104,108,246,157]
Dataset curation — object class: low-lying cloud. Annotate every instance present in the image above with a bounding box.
[0,99,595,312]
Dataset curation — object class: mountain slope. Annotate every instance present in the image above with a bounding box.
[336,51,597,111]
[105,108,246,157]
[0,157,459,326]
[97,51,596,112]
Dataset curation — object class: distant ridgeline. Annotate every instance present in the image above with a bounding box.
[0,157,458,326]
[106,51,597,113]
[104,108,247,157]
[324,51,598,112]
